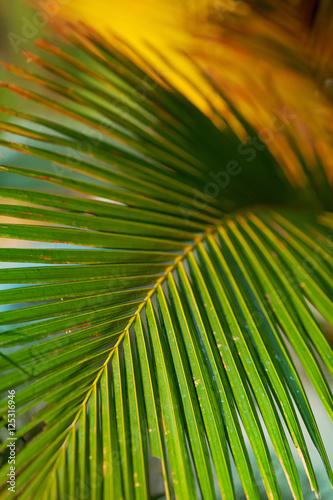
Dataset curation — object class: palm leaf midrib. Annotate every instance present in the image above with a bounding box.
[32,219,217,493]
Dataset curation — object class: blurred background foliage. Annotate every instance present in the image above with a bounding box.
[1,0,333,201]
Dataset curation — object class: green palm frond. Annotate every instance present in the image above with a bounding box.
[0,21,332,500]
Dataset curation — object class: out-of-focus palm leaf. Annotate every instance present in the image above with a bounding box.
[0,20,332,500]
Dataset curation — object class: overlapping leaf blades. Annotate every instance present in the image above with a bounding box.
[0,22,332,500]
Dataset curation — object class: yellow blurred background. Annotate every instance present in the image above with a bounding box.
[1,0,332,191]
